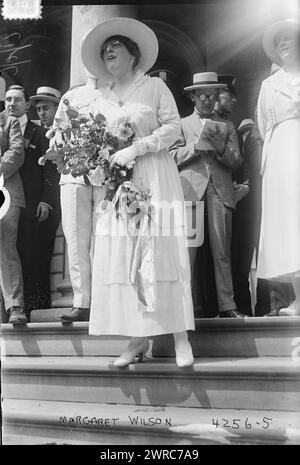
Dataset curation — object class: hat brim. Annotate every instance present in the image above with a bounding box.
[0,185,11,221]
[184,83,227,92]
[81,17,159,82]
[263,20,300,65]
[238,123,253,133]
[222,86,237,95]
[29,95,60,105]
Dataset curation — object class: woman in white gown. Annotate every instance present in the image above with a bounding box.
[81,17,195,366]
[257,19,300,316]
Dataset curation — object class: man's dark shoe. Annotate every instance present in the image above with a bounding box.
[58,307,90,322]
[8,306,27,325]
[219,309,245,318]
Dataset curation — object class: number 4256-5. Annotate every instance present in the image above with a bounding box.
[212,417,272,430]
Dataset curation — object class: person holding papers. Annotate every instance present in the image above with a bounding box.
[171,72,243,318]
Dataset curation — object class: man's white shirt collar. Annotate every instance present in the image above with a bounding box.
[18,113,28,135]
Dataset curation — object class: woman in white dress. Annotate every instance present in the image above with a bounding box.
[257,19,300,316]
[81,17,195,366]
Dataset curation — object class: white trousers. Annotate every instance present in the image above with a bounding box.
[60,183,103,308]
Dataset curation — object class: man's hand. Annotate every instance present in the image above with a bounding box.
[44,149,66,172]
[202,125,228,154]
[36,203,50,223]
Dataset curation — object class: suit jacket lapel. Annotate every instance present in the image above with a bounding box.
[23,120,37,149]
[212,113,225,123]
[189,111,203,138]
[0,110,9,156]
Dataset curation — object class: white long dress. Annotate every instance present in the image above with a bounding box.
[257,68,300,280]
[89,71,195,336]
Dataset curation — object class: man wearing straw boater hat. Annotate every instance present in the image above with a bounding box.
[5,84,60,319]
[29,86,62,312]
[30,86,61,129]
[171,71,243,318]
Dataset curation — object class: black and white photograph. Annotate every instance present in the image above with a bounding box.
[0,0,300,449]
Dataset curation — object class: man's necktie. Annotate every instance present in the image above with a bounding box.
[198,113,213,120]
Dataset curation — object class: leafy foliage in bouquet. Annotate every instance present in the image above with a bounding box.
[40,100,153,218]
[39,99,135,200]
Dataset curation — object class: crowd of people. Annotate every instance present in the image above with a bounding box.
[0,85,61,323]
[0,16,299,368]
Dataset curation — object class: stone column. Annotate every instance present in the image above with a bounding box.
[51,4,137,308]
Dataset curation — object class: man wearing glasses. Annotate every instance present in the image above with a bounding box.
[171,72,243,318]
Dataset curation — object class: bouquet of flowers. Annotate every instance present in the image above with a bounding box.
[39,100,152,217]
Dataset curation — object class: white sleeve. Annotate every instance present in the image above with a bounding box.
[135,78,181,155]
[53,90,73,131]
[256,81,268,141]
[47,91,72,149]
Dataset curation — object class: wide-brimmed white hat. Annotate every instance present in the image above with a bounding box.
[263,19,300,65]
[81,17,159,81]
[30,86,61,105]
[184,72,227,92]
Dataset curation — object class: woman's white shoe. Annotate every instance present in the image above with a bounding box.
[175,347,194,368]
[174,331,194,368]
[113,338,149,367]
[279,301,300,316]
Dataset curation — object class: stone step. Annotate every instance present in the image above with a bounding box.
[1,316,300,358]
[3,399,300,445]
[156,316,300,358]
[31,307,73,322]
[0,321,129,358]
[2,356,300,411]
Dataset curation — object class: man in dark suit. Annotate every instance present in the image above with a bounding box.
[5,85,61,319]
[0,109,26,324]
[214,74,238,121]
[171,72,243,318]
[231,119,263,315]
[215,74,249,203]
